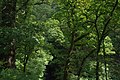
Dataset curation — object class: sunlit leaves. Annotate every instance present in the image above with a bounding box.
[44,19,65,43]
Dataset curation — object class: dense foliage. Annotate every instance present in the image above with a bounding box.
[0,0,120,80]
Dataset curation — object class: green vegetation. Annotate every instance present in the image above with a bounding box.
[0,0,120,80]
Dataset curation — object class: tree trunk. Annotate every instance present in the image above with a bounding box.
[77,49,96,80]
[1,0,17,68]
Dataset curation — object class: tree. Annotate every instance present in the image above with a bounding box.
[0,0,120,80]
[0,0,17,68]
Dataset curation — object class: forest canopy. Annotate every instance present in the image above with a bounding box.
[0,0,120,80]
